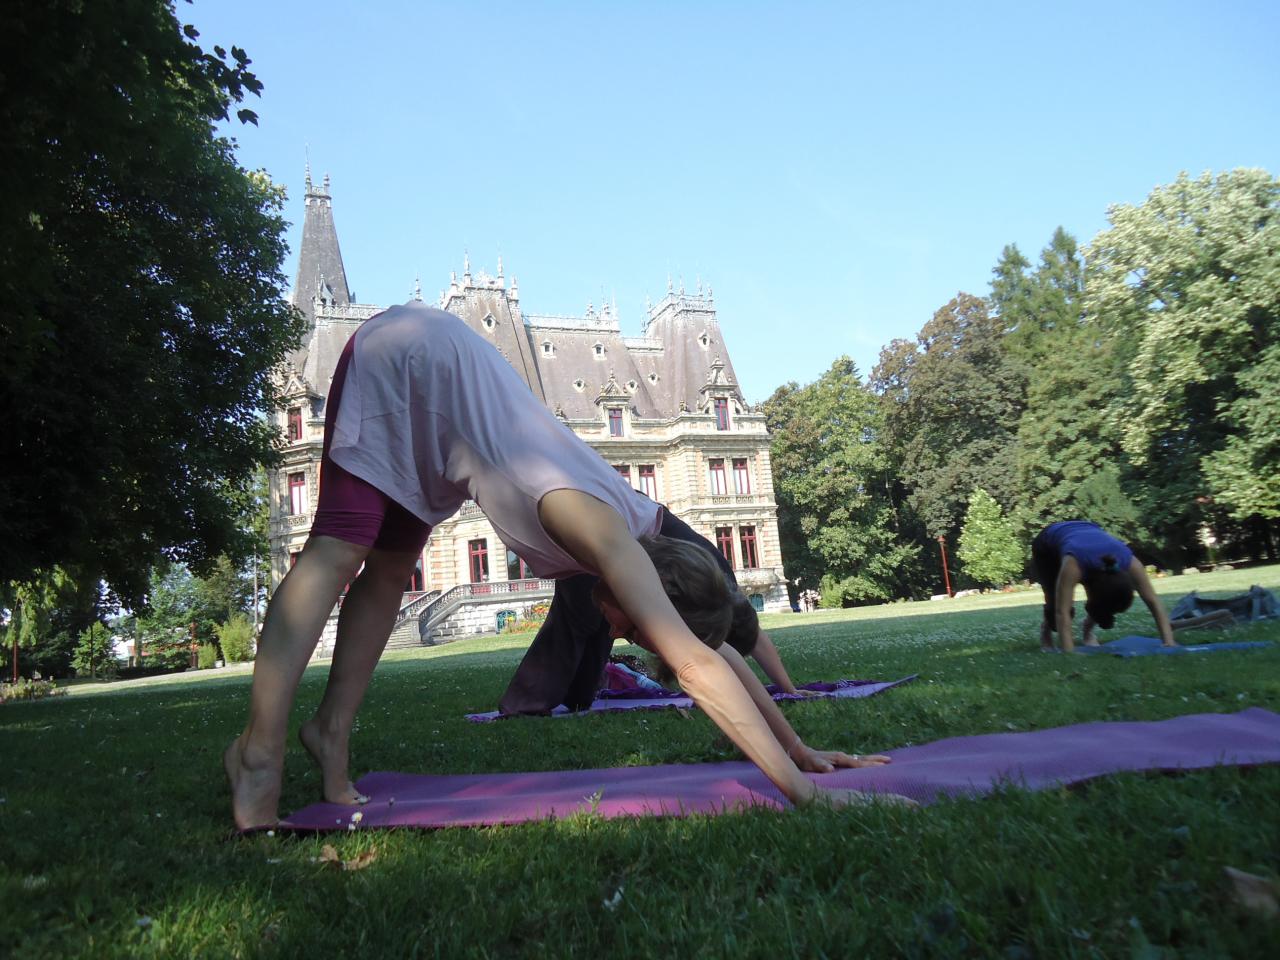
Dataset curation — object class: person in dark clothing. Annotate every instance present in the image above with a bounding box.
[499,507,812,715]
[1031,521,1176,653]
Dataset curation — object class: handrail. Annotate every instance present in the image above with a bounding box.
[417,578,557,637]
[396,589,442,622]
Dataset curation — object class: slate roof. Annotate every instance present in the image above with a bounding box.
[288,176,748,421]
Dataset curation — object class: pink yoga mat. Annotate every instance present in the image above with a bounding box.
[281,708,1280,832]
[464,676,917,723]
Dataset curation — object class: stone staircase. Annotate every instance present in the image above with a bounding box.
[385,578,557,648]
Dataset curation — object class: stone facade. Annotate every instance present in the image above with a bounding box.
[268,172,788,620]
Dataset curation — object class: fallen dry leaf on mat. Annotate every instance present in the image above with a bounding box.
[1225,866,1280,920]
[315,844,378,872]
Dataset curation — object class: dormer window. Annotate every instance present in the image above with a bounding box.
[714,397,730,431]
[626,379,638,392]
[648,372,659,384]
[593,342,605,358]
[286,406,303,442]
[608,407,624,437]
[542,340,554,357]
[573,378,586,392]
[482,314,496,332]
[698,332,710,349]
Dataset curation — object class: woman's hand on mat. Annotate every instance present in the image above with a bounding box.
[794,747,891,773]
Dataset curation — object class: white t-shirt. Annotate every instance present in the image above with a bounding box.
[329,302,661,577]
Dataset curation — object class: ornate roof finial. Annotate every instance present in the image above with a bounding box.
[696,275,702,295]
[511,276,519,298]
[304,153,312,190]
[322,172,331,193]
[667,274,673,294]
[463,251,471,276]
[497,255,503,278]
[414,274,423,301]
[679,275,685,295]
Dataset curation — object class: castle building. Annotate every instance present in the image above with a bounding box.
[269,171,788,646]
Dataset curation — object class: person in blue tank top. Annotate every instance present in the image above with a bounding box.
[1031,521,1176,652]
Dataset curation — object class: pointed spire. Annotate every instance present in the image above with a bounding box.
[463,251,471,276]
[679,275,685,295]
[291,165,351,320]
[413,274,422,301]
[511,276,519,299]
[497,255,504,278]
[667,274,673,294]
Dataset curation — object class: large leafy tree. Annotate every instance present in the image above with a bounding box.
[992,230,1146,541]
[1084,169,1280,560]
[763,358,921,606]
[0,1,305,602]
[870,293,1025,537]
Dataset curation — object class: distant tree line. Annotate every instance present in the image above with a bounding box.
[765,170,1279,606]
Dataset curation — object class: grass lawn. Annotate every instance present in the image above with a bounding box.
[3,566,1279,958]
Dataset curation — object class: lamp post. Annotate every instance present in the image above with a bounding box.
[937,534,953,598]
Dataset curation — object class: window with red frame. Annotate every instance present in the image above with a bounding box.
[739,525,759,569]
[732,458,751,494]
[613,464,631,483]
[638,464,657,499]
[708,458,728,495]
[506,549,532,581]
[608,407,624,437]
[287,406,303,442]
[713,397,730,431]
[406,560,425,592]
[469,539,489,583]
[287,472,306,515]
[715,526,735,568]
[288,551,299,569]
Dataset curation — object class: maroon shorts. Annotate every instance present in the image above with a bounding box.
[309,337,433,554]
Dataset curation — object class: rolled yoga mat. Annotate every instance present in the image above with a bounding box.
[463,676,918,723]
[1076,635,1273,657]
[280,707,1280,832]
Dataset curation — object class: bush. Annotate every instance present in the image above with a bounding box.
[196,643,219,669]
[0,679,67,704]
[215,614,255,663]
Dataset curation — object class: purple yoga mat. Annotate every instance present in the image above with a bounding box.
[464,676,917,723]
[280,708,1280,832]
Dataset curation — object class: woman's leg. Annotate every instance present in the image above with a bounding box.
[299,545,422,803]
[225,534,370,829]
[1030,532,1060,650]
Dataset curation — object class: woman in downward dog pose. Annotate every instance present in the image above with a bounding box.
[1032,520,1176,653]
[225,302,899,829]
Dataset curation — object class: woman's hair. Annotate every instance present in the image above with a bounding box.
[637,535,733,649]
[1082,554,1135,629]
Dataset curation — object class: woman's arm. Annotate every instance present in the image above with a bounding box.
[717,642,888,772]
[1055,557,1082,653]
[1130,558,1177,646]
[748,629,819,696]
[539,491,816,805]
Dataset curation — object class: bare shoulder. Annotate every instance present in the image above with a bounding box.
[538,489,634,571]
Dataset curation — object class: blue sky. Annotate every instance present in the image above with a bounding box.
[194,0,1279,401]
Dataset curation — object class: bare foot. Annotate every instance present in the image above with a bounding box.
[299,718,368,805]
[224,735,282,831]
